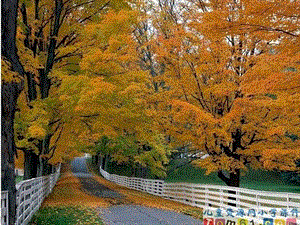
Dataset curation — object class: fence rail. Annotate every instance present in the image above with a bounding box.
[1,164,61,225]
[100,167,300,210]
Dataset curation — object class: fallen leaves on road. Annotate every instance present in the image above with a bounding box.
[91,171,203,219]
[42,164,110,208]
[42,163,202,220]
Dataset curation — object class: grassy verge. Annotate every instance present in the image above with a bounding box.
[15,175,23,184]
[166,159,300,193]
[29,205,103,225]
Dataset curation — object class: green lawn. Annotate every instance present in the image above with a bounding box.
[29,206,103,225]
[165,159,300,193]
[15,176,23,184]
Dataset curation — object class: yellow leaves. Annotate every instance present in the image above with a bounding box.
[28,124,46,139]
[135,147,168,177]
[197,11,228,40]
[11,0,300,178]
[204,81,238,99]
[89,77,116,95]
[266,126,285,138]
[1,59,22,83]
[15,95,51,153]
[59,94,70,102]
[172,100,216,124]
[80,9,139,76]
[80,35,137,75]
[194,154,247,175]
[17,34,42,75]
[261,148,300,171]
[120,82,142,96]
[43,169,109,208]
[149,0,300,176]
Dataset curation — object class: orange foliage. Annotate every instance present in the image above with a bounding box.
[142,0,300,185]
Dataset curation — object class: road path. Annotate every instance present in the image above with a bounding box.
[71,158,123,199]
[71,157,203,225]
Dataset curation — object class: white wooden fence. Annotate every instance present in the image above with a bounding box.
[1,191,9,225]
[1,165,61,225]
[100,167,300,210]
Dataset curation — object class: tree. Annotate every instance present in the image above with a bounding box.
[146,0,300,187]
[1,0,26,223]
[69,7,172,177]
[14,0,130,178]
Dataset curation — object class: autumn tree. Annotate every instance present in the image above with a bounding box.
[67,7,172,177]
[147,0,300,187]
[14,0,130,178]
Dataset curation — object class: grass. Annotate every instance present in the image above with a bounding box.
[29,205,103,225]
[165,159,300,193]
[94,157,299,193]
[15,175,23,184]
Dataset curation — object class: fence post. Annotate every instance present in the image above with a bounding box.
[236,190,240,208]
[256,193,259,210]
[205,186,209,207]
[220,188,224,208]
[191,185,195,206]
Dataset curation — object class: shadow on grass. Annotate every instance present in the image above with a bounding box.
[165,159,300,193]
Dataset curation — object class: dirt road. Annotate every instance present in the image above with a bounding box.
[71,157,203,225]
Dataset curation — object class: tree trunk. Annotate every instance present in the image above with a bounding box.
[2,0,26,223]
[26,72,37,101]
[44,163,52,175]
[39,69,51,99]
[24,0,64,177]
[227,171,240,207]
[38,158,52,177]
[95,154,99,166]
[37,134,52,176]
[104,155,108,171]
[1,82,19,225]
[23,150,38,180]
[103,155,110,171]
[218,170,240,207]
[100,155,104,169]
[97,155,103,170]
